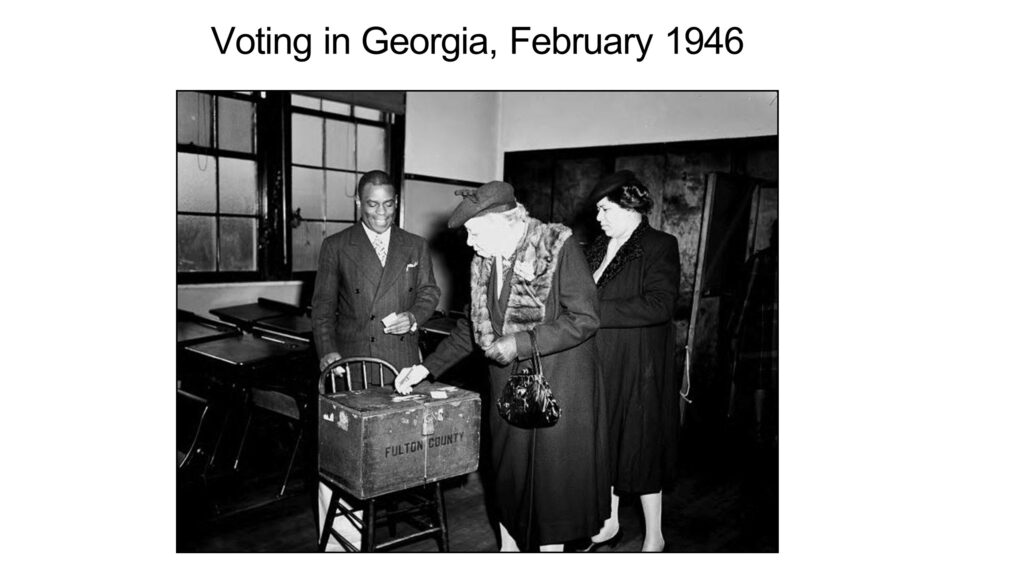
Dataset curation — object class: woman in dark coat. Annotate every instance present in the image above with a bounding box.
[396,181,610,551]
[583,170,680,552]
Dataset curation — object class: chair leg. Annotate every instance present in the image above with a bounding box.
[362,498,376,552]
[434,482,449,552]
[232,410,254,472]
[319,488,341,552]
[278,426,303,497]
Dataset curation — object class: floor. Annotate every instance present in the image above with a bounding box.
[177,411,778,553]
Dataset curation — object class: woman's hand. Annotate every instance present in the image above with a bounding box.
[394,364,429,394]
[483,334,518,365]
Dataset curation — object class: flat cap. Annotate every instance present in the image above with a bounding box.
[448,181,518,228]
[588,169,641,206]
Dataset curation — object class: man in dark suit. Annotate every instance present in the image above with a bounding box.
[311,170,441,380]
[312,170,440,550]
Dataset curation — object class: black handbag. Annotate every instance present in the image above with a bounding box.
[496,330,560,428]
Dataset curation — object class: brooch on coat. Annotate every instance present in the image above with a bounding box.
[513,260,535,281]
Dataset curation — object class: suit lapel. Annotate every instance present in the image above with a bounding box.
[346,225,384,288]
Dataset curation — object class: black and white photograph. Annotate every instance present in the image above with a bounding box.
[175,91,779,552]
[12,0,1024,572]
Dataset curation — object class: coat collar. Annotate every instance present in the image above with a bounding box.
[585,218,650,288]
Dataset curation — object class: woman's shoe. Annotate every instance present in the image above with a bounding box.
[582,529,623,552]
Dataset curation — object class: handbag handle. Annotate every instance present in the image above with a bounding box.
[528,329,543,378]
[510,329,543,377]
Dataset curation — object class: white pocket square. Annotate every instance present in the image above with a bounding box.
[406,261,419,269]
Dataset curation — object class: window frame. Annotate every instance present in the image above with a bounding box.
[176,91,404,284]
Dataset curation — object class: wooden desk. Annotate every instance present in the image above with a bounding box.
[254,314,313,342]
[182,333,316,470]
[185,333,311,369]
[177,316,240,348]
[209,299,304,332]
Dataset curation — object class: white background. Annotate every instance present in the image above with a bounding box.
[4,0,1022,573]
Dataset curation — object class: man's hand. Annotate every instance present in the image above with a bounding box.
[394,364,429,395]
[383,311,418,335]
[319,352,346,376]
[483,334,518,365]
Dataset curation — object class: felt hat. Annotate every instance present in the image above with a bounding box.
[448,181,518,228]
[588,169,642,206]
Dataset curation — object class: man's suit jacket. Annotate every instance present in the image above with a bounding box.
[311,224,441,372]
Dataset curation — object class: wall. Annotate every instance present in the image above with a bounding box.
[498,91,777,173]
[177,281,303,317]
[404,92,500,182]
[402,92,501,311]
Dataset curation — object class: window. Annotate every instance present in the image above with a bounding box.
[176,91,259,273]
[288,95,390,272]
[176,91,402,282]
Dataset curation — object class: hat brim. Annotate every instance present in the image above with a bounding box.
[448,201,517,228]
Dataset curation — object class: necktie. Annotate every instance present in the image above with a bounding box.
[371,234,387,266]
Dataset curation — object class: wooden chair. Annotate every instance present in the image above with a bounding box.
[232,387,307,498]
[318,357,449,552]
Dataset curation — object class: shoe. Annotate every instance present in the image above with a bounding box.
[581,529,623,552]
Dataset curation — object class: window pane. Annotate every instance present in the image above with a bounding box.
[325,222,350,239]
[326,171,356,220]
[292,220,323,272]
[291,167,324,220]
[357,125,386,172]
[323,100,351,115]
[325,119,356,170]
[178,215,215,272]
[354,106,382,121]
[177,153,216,212]
[292,113,323,166]
[177,92,212,147]
[219,158,257,215]
[218,97,254,153]
[291,95,321,110]
[220,216,257,271]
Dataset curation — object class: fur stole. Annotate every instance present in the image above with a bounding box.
[585,218,650,289]
[469,218,573,346]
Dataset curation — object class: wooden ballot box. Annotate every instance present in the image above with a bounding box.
[319,381,481,499]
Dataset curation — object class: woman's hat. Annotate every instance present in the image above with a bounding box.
[588,170,641,206]
[448,181,518,228]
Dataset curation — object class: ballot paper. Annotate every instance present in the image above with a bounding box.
[381,312,400,328]
[430,391,448,399]
[390,394,425,403]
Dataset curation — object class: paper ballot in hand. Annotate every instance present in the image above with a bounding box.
[381,312,417,334]
[381,312,400,329]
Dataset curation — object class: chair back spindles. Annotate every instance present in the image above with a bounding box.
[318,357,400,395]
